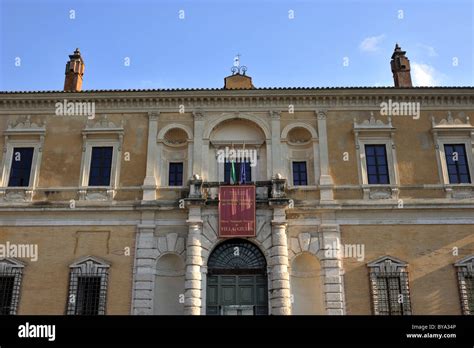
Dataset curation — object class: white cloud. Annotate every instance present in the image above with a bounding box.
[359,34,385,52]
[417,44,438,57]
[411,62,441,86]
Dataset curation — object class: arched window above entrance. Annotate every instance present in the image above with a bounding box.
[208,239,266,273]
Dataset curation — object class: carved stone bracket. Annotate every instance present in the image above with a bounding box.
[78,188,116,201]
[363,186,399,200]
[0,188,34,202]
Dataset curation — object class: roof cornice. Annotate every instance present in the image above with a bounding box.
[1,87,473,114]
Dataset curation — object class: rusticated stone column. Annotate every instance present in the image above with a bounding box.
[184,206,203,315]
[269,207,291,315]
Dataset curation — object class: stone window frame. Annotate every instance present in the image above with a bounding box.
[281,122,319,189]
[156,123,193,189]
[353,116,399,200]
[0,116,45,202]
[454,255,474,315]
[367,256,412,315]
[431,113,474,198]
[66,256,110,315]
[78,116,123,200]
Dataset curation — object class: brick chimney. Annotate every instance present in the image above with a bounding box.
[64,48,85,91]
[390,44,412,87]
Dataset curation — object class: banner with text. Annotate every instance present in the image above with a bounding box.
[219,185,256,237]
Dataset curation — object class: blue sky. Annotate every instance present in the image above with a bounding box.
[1,0,473,91]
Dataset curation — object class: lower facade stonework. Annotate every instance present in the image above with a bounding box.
[130,208,473,315]
[0,211,472,315]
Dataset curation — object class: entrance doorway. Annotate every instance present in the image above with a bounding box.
[206,239,268,315]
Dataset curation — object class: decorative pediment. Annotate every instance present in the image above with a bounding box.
[455,255,474,272]
[0,258,26,272]
[4,116,46,136]
[367,255,407,273]
[354,113,394,131]
[431,112,473,132]
[69,255,110,271]
[82,115,124,135]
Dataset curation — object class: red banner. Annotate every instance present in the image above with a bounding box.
[219,185,256,237]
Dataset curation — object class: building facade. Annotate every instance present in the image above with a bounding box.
[0,46,473,315]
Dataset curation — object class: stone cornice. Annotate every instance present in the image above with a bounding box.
[1,88,473,114]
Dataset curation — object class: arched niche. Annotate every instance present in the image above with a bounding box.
[290,253,325,314]
[154,253,185,315]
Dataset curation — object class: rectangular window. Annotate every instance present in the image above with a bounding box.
[365,145,390,184]
[67,259,108,316]
[8,147,34,187]
[292,161,308,186]
[224,160,252,184]
[75,276,102,315]
[0,276,15,315]
[169,162,184,186]
[444,144,471,184]
[88,146,113,186]
[375,275,405,315]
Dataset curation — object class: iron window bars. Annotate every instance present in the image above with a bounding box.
[66,257,110,315]
[0,258,25,315]
[368,256,412,315]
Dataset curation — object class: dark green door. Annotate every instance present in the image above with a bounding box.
[207,274,268,315]
[206,239,268,315]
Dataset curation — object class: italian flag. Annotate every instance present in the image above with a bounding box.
[230,158,237,185]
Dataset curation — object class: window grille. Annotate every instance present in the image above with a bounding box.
[455,256,474,315]
[368,256,411,315]
[67,257,109,315]
[0,259,24,315]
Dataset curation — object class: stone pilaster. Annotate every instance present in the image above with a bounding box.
[132,220,158,315]
[269,206,291,315]
[143,112,159,200]
[192,111,205,178]
[184,205,204,315]
[319,223,346,315]
[316,110,334,201]
[270,110,283,176]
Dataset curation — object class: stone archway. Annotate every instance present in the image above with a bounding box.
[206,239,268,315]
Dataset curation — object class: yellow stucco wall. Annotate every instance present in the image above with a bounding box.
[341,224,474,315]
[0,225,135,314]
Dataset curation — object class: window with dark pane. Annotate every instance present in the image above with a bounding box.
[373,273,410,315]
[88,146,113,186]
[444,144,471,184]
[0,276,15,315]
[75,276,102,315]
[224,159,252,184]
[169,162,184,186]
[292,161,308,186]
[67,263,108,315]
[8,147,34,187]
[365,145,389,184]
